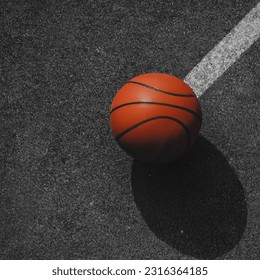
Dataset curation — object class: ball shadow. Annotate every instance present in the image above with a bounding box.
[131,136,247,259]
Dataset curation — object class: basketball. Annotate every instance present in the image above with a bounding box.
[110,73,202,163]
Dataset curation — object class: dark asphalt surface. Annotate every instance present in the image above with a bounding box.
[0,0,259,259]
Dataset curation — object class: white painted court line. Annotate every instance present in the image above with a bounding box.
[184,2,260,97]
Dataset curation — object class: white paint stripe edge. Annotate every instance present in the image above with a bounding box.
[184,2,260,97]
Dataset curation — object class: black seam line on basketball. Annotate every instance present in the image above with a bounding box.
[127,81,195,97]
[115,116,190,150]
[110,102,202,122]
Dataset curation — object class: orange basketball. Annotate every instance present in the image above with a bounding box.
[110,73,202,163]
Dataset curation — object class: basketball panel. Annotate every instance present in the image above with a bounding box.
[117,118,188,162]
[110,104,200,140]
[110,83,201,115]
[130,73,194,95]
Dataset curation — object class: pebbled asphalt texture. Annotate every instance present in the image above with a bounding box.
[0,0,259,259]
